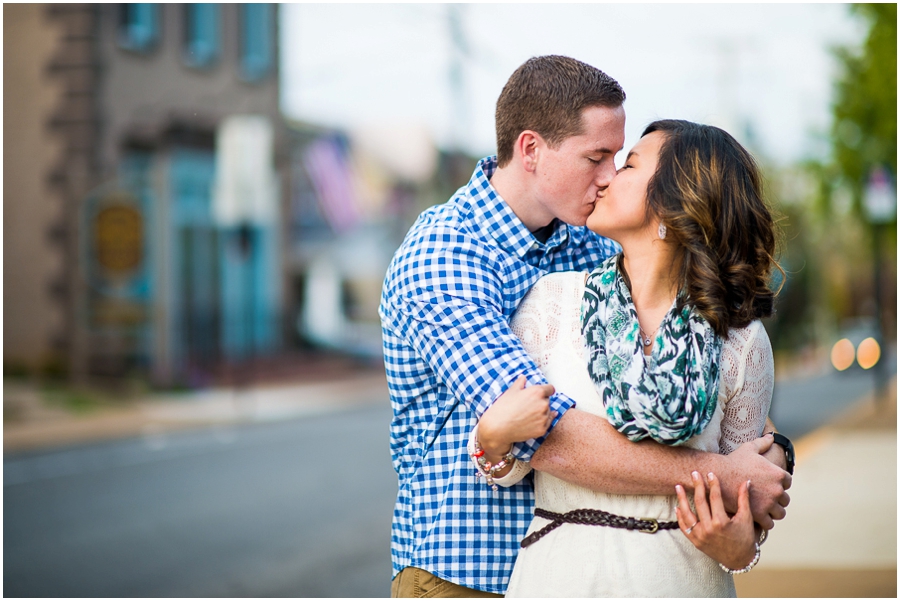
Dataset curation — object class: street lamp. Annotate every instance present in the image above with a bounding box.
[862,165,896,404]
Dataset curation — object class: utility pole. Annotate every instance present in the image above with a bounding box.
[447,4,469,154]
[711,36,760,151]
[713,40,739,135]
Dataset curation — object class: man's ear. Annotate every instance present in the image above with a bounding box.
[516,131,541,174]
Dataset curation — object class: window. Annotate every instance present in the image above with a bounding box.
[118,4,160,53]
[184,4,221,68]
[239,3,273,82]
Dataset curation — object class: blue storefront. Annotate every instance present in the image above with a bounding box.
[85,116,282,386]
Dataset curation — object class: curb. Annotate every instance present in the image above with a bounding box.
[4,372,389,454]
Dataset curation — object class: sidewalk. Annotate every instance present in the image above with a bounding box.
[3,369,389,454]
[734,379,897,598]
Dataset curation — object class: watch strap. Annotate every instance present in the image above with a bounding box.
[771,432,795,475]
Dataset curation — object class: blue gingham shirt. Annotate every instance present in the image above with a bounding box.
[379,156,618,593]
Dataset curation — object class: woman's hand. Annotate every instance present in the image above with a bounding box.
[478,376,556,460]
[675,471,758,570]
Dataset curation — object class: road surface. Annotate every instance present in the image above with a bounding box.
[4,365,889,597]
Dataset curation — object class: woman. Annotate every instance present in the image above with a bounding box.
[471,120,780,597]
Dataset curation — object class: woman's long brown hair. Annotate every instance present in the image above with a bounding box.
[641,119,781,338]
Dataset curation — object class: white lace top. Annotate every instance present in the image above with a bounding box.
[485,272,774,597]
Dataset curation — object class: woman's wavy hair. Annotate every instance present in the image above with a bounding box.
[641,119,782,338]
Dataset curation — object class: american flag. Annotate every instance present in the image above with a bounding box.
[302,136,361,234]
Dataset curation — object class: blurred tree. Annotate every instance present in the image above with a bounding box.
[823,2,897,351]
[766,5,896,364]
[831,3,897,196]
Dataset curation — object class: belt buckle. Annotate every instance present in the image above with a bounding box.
[638,518,659,534]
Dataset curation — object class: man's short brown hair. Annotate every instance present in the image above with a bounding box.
[494,55,625,167]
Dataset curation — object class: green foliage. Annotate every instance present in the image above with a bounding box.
[831,3,897,205]
[763,5,896,357]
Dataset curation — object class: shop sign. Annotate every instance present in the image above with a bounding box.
[94,195,143,275]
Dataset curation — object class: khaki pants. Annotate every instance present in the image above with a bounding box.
[391,567,503,598]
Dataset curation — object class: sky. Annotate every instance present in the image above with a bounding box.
[280,3,867,167]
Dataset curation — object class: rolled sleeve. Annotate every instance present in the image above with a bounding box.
[383,234,576,460]
[386,290,575,461]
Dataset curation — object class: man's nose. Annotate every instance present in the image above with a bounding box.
[595,161,616,188]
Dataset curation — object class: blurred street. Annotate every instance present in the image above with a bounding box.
[769,351,897,440]
[735,378,897,598]
[4,371,396,597]
[4,362,897,597]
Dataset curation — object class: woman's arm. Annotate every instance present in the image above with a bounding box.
[719,322,775,454]
[468,423,534,487]
[473,375,555,481]
[671,322,776,567]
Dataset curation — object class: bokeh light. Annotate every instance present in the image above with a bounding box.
[830,338,855,371]
[856,337,881,369]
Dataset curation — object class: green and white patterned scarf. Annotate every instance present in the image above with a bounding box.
[581,255,722,445]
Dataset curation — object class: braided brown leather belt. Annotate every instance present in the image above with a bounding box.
[520,507,680,548]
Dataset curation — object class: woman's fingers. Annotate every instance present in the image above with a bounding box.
[675,484,697,535]
[736,479,753,524]
[692,471,712,524]
[706,472,729,523]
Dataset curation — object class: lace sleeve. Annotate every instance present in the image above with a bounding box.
[719,321,775,455]
[508,273,573,371]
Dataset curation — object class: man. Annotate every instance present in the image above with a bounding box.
[379,55,792,597]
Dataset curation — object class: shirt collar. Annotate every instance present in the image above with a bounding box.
[464,156,572,258]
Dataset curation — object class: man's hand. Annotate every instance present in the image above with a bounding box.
[716,434,791,530]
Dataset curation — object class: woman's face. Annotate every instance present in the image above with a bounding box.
[586,130,665,242]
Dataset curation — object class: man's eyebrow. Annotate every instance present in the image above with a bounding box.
[592,146,622,155]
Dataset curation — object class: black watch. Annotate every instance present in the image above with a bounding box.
[771,432,795,475]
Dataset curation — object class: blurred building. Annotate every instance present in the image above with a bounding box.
[4,4,285,386]
[284,120,477,359]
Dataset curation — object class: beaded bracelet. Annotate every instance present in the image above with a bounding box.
[718,542,760,575]
[471,438,515,492]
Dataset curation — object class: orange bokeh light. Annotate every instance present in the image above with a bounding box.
[831,338,855,371]
[856,337,881,370]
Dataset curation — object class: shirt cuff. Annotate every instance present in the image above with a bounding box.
[510,391,576,462]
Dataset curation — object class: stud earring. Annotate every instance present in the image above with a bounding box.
[658,223,667,240]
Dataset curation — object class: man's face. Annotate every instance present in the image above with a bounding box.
[532,105,626,227]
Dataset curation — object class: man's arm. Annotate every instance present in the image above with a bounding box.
[530,409,791,530]
[381,238,577,461]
